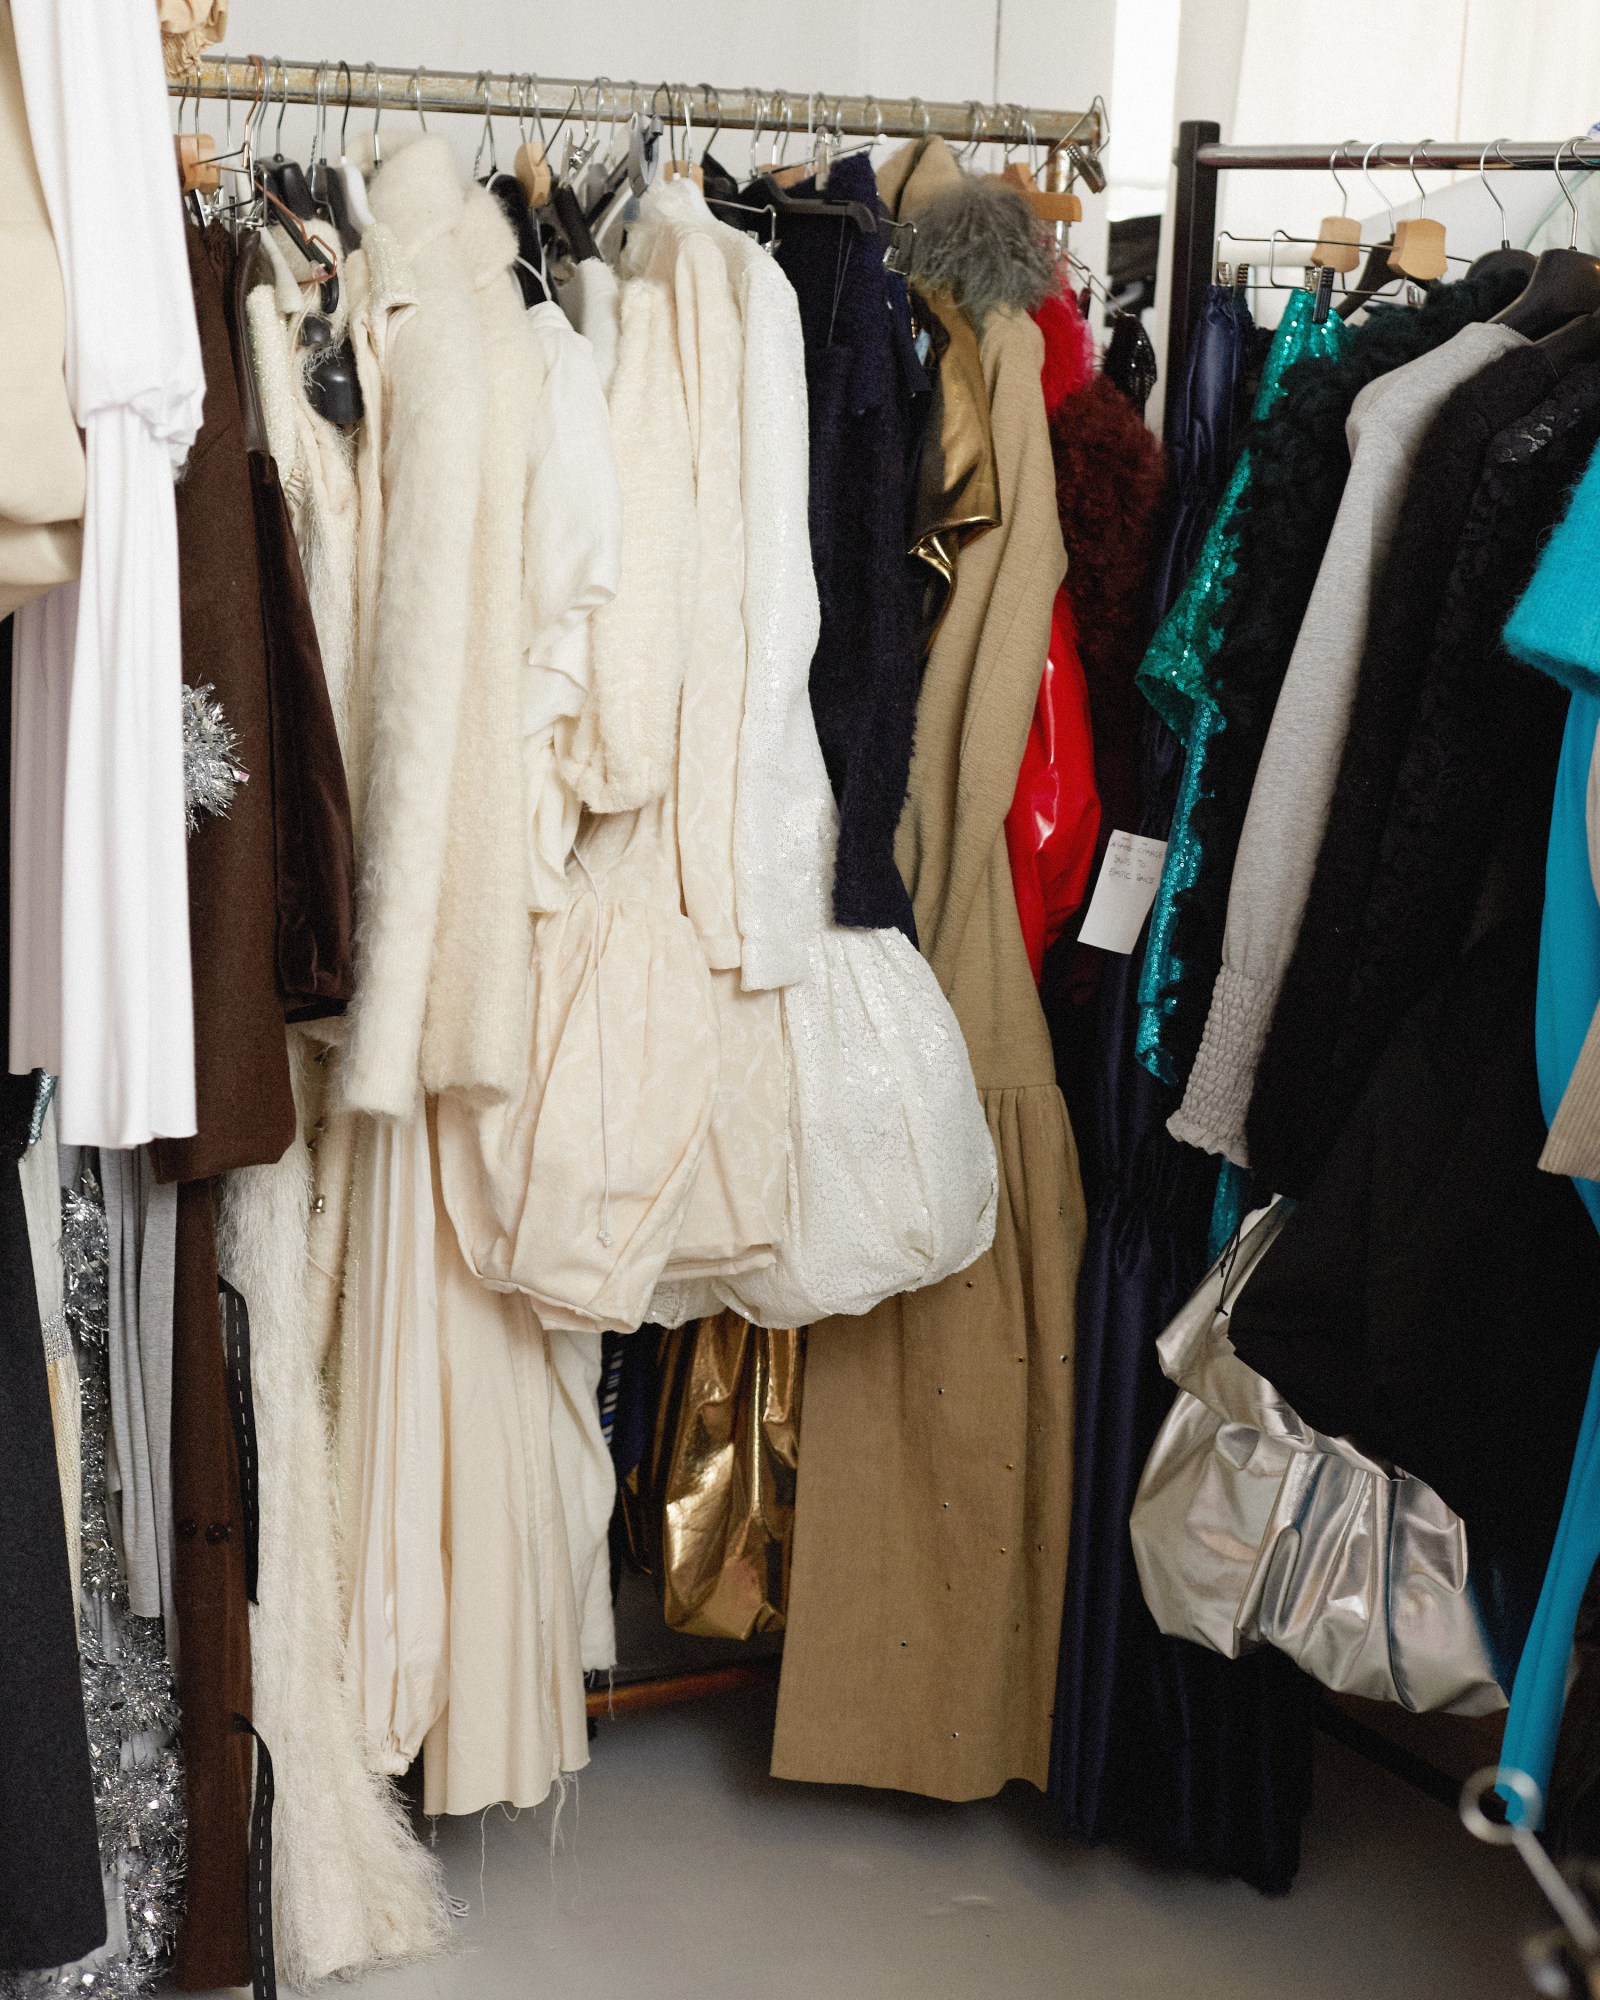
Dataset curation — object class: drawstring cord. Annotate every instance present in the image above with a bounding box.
[572,853,614,1248]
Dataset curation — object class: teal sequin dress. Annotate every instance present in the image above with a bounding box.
[1134,289,1351,1084]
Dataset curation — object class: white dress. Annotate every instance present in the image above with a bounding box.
[652,213,997,1331]
[438,254,722,1335]
[9,0,203,1147]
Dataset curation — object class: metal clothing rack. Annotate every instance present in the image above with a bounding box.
[178,55,1102,153]
[1164,122,1600,432]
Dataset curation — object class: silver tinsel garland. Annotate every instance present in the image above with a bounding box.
[0,1165,187,2000]
[181,682,247,834]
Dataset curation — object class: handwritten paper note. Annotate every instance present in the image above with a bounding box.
[1077,831,1168,955]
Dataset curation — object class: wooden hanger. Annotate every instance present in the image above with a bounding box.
[176,131,221,195]
[1001,159,1081,225]
[1311,147,1362,273]
[1388,144,1448,281]
[173,78,221,196]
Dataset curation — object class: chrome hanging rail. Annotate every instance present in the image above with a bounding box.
[178,54,1102,152]
[1165,125,1600,433]
[1194,138,1600,172]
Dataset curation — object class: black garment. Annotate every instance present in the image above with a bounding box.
[1148,283,1256,621]
[1047,705,1316,1892]
[1249,311,1600,1196]
[773,154,919,940]
[1272,361,1600,1191]
[1152,269,1530,1106]
[1102,310,1158,416]
[0,1156,106,1973]
[0,619,106,1973]
[1229,920,1600,1601]
[1049,296,1315,1894]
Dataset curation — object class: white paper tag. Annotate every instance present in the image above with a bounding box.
[1077,831,1168,954]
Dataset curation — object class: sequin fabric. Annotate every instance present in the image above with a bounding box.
[1135,292,1351,1083]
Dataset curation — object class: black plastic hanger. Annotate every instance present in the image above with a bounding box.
[1489,247,1600,337]
[744,169,877,236]
[1489,139,1600,339]
[1336,236,1398,319]
[551,182,600,263]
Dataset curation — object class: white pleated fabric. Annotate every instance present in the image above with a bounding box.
[8,0,203,1146]
[343,1110,449,1777]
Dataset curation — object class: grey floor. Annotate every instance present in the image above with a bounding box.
[222,1683,1552,2000]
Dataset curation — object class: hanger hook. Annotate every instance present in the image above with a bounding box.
[338,59,353,157]
[698,83,722,163]
[1477,138,1510,249]
[1555,136,1581,248]
[1361,139,1393,235]
[1408,139,1433,214]
[314,61,336,172]
[1329,140,1357,217]
[409,68,428,133]
[368,62,383,167]
[907,94,930,142]
[272,56,288,156]
[222,55,234,154]
[473,71,496,178]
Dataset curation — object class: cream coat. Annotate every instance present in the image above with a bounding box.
[340,137,486,1117]
[419,185,542,1104]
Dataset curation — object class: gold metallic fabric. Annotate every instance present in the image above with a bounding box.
[1131,1204,1506,1718]
[909,286,1000,656]
[628,1314,802,1641]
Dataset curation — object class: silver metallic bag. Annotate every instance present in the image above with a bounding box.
[1129,1204,1507,1717]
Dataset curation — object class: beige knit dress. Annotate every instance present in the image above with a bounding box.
[772,300,1085,1800]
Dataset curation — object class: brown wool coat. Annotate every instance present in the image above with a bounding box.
[152,226,295,1186]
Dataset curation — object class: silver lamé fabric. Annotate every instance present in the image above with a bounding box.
[1130,1203,1506,1718]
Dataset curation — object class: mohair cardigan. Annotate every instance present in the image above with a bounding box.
[1247,306,1600,1194]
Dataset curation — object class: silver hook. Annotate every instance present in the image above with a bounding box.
[409,68,428,133]
[1408,139,1433,215]
[908,94,930,141]
[473,71,497,178]
[1329,139,1359,217]
[699,83,722,162]
[368,62,383,167]
[272,56,288,156]
[337,59,353,158]
[1477,138,1511,249]
[961,99,985,163]
[1361,140,1394,236]
[1556,135,1582,249]
[314,61,336,176]
[223,55,235,156]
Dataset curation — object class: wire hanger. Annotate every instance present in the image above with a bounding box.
[1465,138,1537,284]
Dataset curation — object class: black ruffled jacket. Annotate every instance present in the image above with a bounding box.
[1152,269,1527,1120]
[1247,315,1600,1194]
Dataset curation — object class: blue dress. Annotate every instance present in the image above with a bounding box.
[1498,440,1600,1823]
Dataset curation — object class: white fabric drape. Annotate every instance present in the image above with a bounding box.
[8,0,203,1147]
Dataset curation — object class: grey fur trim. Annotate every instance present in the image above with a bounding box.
[907,178,1058,333]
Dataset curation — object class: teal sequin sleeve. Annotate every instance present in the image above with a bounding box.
[1134,291,1351,1084]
